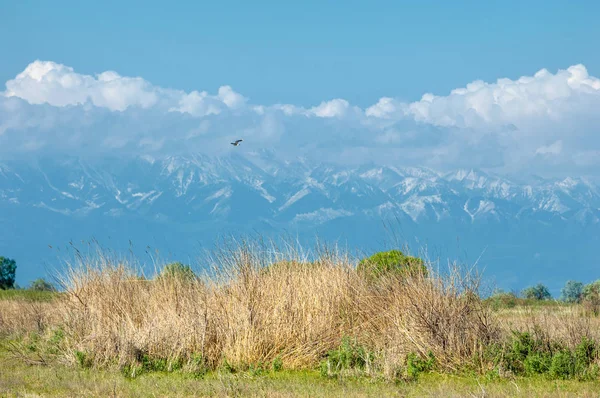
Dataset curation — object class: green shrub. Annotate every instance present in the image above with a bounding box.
[574,337,597,369]
[522,284,552,301]
[549,351,577,380]
[29,278,57,292]
[0,256,17,290]
[320,337,374,378]
[582,280,600,315]
[406,351,436,380]
[523,353,551,374]
[75,350,92,368]
[486,290,519,309]
[357,250,426,281]
[494,332,599,380]
[560,280,583,303]
[156,262,197,282]
[189,353,208,378]
[272,356,283,372]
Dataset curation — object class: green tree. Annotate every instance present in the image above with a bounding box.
[29,278,57,292]
[357,250,427,281]
[157,262,197,282]
[0,256,17,290]
[522,283,552,301]
[582,280,600,315]
[560,280,584,303]
[582,280,600,301]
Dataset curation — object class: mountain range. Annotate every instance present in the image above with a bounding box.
[1,150,599,295]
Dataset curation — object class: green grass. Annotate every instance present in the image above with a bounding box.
[0,289,59,302]
[483,295,575,311]
[1,344,600,397]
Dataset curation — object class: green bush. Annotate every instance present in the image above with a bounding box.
[357,250,426,281]
[574,337,597,369]
[522,284,552,301]
[0,256,17,290]
[29,278,57,292]
[156,262,197,282]
[492,332,599,380]
[486,290,519,309]
[560,280,583,303]
[523,353,551,375]
[320,337,374,378]
[582,280,600,315]
[272,356,283,372]
[406,351,436,380]
[549,351,577,380]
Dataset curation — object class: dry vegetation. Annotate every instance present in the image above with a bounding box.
[2,239,600,395]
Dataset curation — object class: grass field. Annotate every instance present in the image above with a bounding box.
[2,244,600,397]
[3,346,600,398]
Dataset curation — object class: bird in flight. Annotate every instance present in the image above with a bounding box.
[231,139,243,146]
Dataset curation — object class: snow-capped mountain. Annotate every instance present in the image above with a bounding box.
[1,151,599,294]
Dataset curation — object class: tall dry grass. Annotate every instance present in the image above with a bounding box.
[11,239,599,379]
[21,240,495,376]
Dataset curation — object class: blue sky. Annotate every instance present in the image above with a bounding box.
[2,1,600,178]
[2,0,600,107]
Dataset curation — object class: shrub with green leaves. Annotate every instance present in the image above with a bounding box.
[156,262,197,282]
[582,280,600,315]
[560,280,583,303]
[29,278,57,292]
[521,283,552,301]
[486,289,519,309]
[357,250,426,281]
[406,351,436,380]
[320,337,374,378]
[492,332,599,380]
[0,256,17,290]
[549,351,577,380]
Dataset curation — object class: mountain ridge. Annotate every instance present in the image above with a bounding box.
[1,151,599,293]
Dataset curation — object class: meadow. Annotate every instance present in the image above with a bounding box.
[1,241,600,397]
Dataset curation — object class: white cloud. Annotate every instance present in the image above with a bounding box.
[2,60,600,177]
[536,140,563,155]
[310,99,360,118]
[403,64,600,129]
[3,60,248,116]
[172,90,227,117]
[217,85,246,109]
[365,97,406,119]
[5,61,159,111]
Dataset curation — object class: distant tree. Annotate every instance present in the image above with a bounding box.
[522,283,552,301]
[582,280,600,301]
[29,278,57,292]
[357,250,427,281]
[157,262,197,282]
[0,256,17,290]
[560,280,584,303]
[582,280,600,315]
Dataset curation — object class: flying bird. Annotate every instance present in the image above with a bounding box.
[231,139,243,146]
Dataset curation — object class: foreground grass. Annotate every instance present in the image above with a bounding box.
[2,348,600,398]
[2,243,600,397]
[0,289,59,302]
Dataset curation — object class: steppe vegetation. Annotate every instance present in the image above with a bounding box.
[2,242,600,397]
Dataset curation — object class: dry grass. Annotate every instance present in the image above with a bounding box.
[1,239,599,383]
[0,299,59,336]
[0,240,497,376]
[495,305,600,350]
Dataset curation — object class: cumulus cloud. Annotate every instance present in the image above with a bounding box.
[5,61,160,111]
[365,97,406,119]
[405,64,600,129]
[2,60,600,177]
